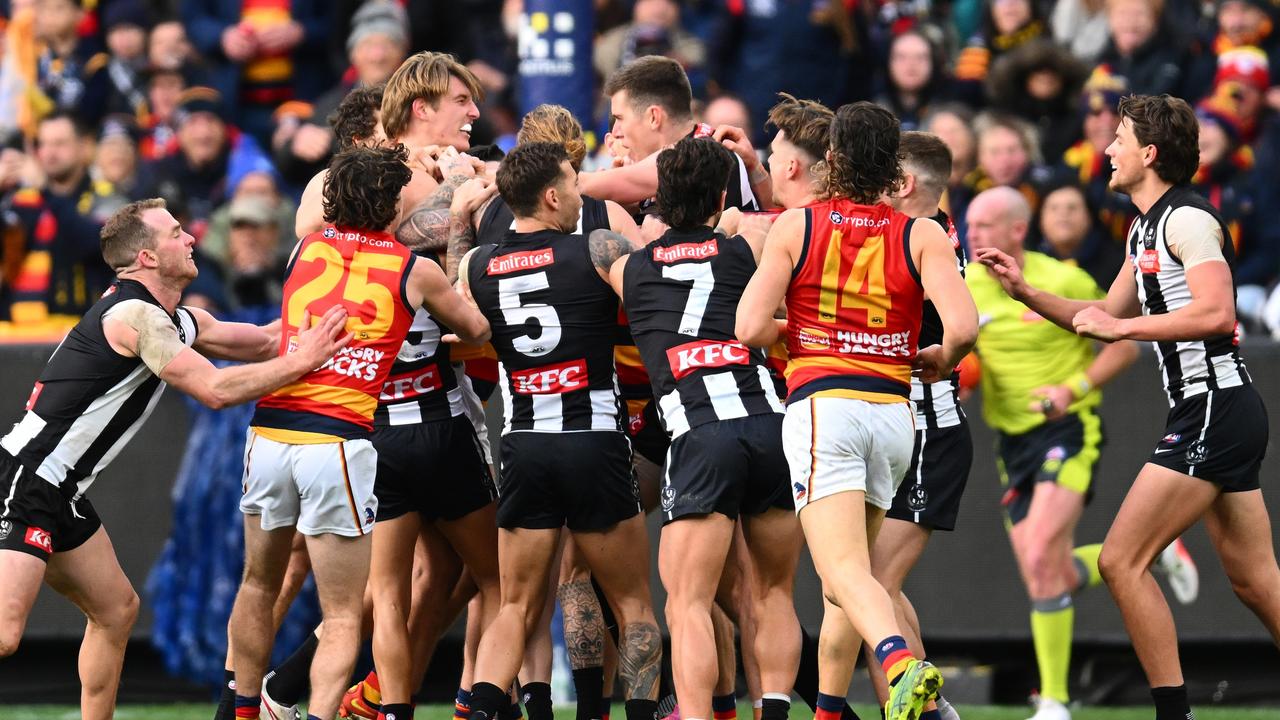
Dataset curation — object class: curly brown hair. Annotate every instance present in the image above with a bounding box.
[323,145,413,230]
[1117,94,1200,185]
[656,138,734,231]
[826,102,905,204]
[518,104,587,171]
[329,83,385,150]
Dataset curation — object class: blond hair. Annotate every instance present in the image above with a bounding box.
[381,52,484,139]
[100,198,167,271]
[518,105,587,171]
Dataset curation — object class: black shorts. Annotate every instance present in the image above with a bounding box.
[997,411,1103,526]
[886,419,973,532]
[1148,385,1268,492]
[660,414,792,524]
[373,415,494,523]
[496,431,640,531]
[627,398,670,467]
[0,452,100,562]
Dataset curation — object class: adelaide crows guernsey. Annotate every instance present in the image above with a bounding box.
[253,225,417,440]
[785,198,923,404]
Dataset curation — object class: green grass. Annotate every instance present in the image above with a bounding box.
[7,704,1280,720]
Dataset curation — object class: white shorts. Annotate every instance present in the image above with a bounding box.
[782,396,915,513]
[240,429,378,537]
[455,362,493,466]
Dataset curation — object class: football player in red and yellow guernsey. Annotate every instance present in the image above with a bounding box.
[226,145,490,720]
[736,102,977,720]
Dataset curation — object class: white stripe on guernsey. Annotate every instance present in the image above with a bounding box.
[83,378,169,498]
[531,395,563,431]
[735,154,756,209]
[589,390,617,430]
[386,401,424,426]
[756,365,785,414]
[498,364,513,434]
[1188,390,1213,478]
[33,362,151,489]
[703,371,748,420]
[659,388,690,437]
[0,412,47,459]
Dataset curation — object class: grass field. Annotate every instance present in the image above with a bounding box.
[9,704,1280,720]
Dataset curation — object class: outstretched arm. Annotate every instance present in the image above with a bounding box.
[104,303,350,410]
[189,306,279,362]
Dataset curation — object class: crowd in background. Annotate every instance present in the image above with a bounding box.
[2,0,1280,338]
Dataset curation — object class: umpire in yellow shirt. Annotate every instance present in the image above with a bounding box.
[965,186,1140,720]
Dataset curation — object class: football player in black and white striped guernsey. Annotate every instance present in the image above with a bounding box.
[0,199,349,720]
[977,94,1278,720]
[458,142,663,720]
[607,137,798,720]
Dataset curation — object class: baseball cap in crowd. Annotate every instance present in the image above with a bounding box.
[174,87,226,125]
[229,197,277,227]
[347,0,410,53]
[1215,46,1272,91]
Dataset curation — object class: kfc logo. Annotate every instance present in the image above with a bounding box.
[666,340,751,380]
[510,359,588,394]
[379,365,443,401]
[25,526,52,553]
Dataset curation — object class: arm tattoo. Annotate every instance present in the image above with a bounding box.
[556,580,606,670]
[110,300,184,374]
[619,621,661,700]
[395,174,471,252]
[445,211,477,284]
[588,228,631,273]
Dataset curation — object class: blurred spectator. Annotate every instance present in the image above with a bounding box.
[954,0,1048,106]
[90,114,141,206]
[1,111,113,326]
[1194,86,1276,329]
[271,0,406,189]
[329,0,474,78]
[595,0,707,96]
[924,103,979,219]
[35,0,110,127]
[1187,0,1280,102]
[1207,46,1273,142]
[133,86,271,239]
[701,93,751,131]
[713,0,862,144]
[986,39,1089,160]
[1097,0,1188,97]
[876,28,950,131]
[1036,183,1126,287]
[953,112,1059,240]
[139,65,186,160]
[220,195,286,310]
[148,19,197,71]
[201,158,294,270]
[1052,0,1111,64]
[102,0,152,120]
[1060,67,1133,242]
[181,0,330,146]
